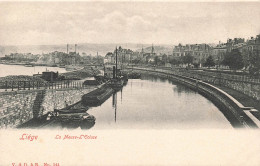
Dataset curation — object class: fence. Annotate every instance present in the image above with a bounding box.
[134,66,260,83]
[0,80,86,92]
[131,66,260,101]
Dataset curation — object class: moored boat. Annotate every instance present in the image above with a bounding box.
[108,78,124,90]
[82,85,114,106]
[47,109,95,123]
[25,63,34,67]
[107,47,125,90]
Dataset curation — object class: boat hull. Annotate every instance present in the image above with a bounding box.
[82,85,114,106]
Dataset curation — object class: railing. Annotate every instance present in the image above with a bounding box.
[133,66,260,84]
[0,80,86,92]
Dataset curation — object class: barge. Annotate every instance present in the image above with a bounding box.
[82,85,114,106]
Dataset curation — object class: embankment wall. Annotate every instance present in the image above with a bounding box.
[0,86,96,128]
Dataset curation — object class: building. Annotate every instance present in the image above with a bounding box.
[41,71,59,82]
[226,38,245,52]
[213,42,227,63]
[172,43,213,66]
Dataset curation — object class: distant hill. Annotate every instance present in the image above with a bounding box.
[0,43,153,57]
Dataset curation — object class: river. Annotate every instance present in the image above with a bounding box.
[0,64,67,77]
[16,74,232,130]
[85,75,232,129]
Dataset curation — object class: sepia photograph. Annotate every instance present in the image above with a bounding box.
[0,0,260,165]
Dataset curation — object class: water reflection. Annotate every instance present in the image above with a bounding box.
[87,75,231,129]
[112,93,117,123]
[17,74,232,130]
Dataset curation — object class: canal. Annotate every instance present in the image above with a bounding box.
[85,75,232,129]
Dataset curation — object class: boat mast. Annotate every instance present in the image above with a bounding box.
[115,47,118,78]
[121,49,123,70]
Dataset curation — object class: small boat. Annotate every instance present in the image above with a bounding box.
[54,108,88,114]
[58,113,96,122]
[47,110,95,122]
[82,85,114,106]
[25,63,34,67]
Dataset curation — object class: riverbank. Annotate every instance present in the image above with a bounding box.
[215,85,260,121]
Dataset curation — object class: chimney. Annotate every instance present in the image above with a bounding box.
[67,44,69,54]
[75,44,77,53]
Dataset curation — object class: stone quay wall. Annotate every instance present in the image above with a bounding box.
[40,87,95,116]
[186,70,260,101]
[0,86,96,129]
[0,90,37,128]
[133,67,258,128]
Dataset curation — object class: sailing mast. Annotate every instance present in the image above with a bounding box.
[115,47,118,78]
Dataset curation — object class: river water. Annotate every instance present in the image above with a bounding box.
[15,74,232,130]
[0,64,67,77]
[86,75,232,129]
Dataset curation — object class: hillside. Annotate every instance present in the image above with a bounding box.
[0,43,153,57]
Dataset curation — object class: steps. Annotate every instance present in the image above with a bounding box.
[32,89,46,118]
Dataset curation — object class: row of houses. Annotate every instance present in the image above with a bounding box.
[4,51,82,65]
[171,35,259,66]
[213,35,260,64]
[103,34,260,67]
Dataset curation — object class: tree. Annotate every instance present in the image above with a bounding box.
[182,53,193,65]
[222,49,244,71]
[162,54,168,65]
[169,58,181,65]
[204,56,215,68]
[249,50,260,76]
[132,57,142,64]
[154,56,160,65]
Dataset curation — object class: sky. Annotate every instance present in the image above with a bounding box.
[0,1,260,46]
